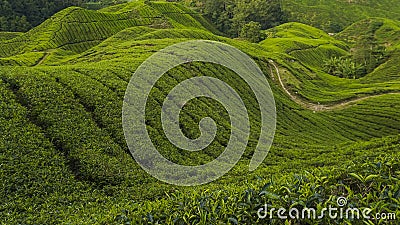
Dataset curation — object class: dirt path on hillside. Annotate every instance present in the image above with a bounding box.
[35,51,52,66]
[268,60,400,111]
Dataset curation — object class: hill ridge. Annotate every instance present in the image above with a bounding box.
[0,1,217,59]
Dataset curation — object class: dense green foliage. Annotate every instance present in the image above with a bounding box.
[323,57,360,79]
[182,0,286,38]
[239,21,263,42]
[118,153,400,224]
[0,1,399,224]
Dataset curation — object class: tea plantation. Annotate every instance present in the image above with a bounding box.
[283,0,400,32]
[0,0,399,224]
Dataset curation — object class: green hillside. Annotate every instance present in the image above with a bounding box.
[0,32,23,41]
[283,0,400,32]
[1,1,399,224]
[260,20,400,103]
[0,0,217,64]
[338,18,400,83]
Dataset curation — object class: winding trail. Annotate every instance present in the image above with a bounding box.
[268,60,400,111]
[35,51,53,66]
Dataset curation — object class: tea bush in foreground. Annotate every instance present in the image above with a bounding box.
[118,153,400,224]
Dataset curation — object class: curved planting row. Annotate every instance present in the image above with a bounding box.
[0,68,140,186]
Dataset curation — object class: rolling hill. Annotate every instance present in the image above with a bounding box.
[0,0,399,224]
[0,0,218,66]
[283,0,400,32]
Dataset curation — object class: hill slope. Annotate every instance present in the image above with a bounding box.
[283,0,400,32]
[0,1,399,224]
[0,0,217,63]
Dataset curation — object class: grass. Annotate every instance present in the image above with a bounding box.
[0,1,399,224]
